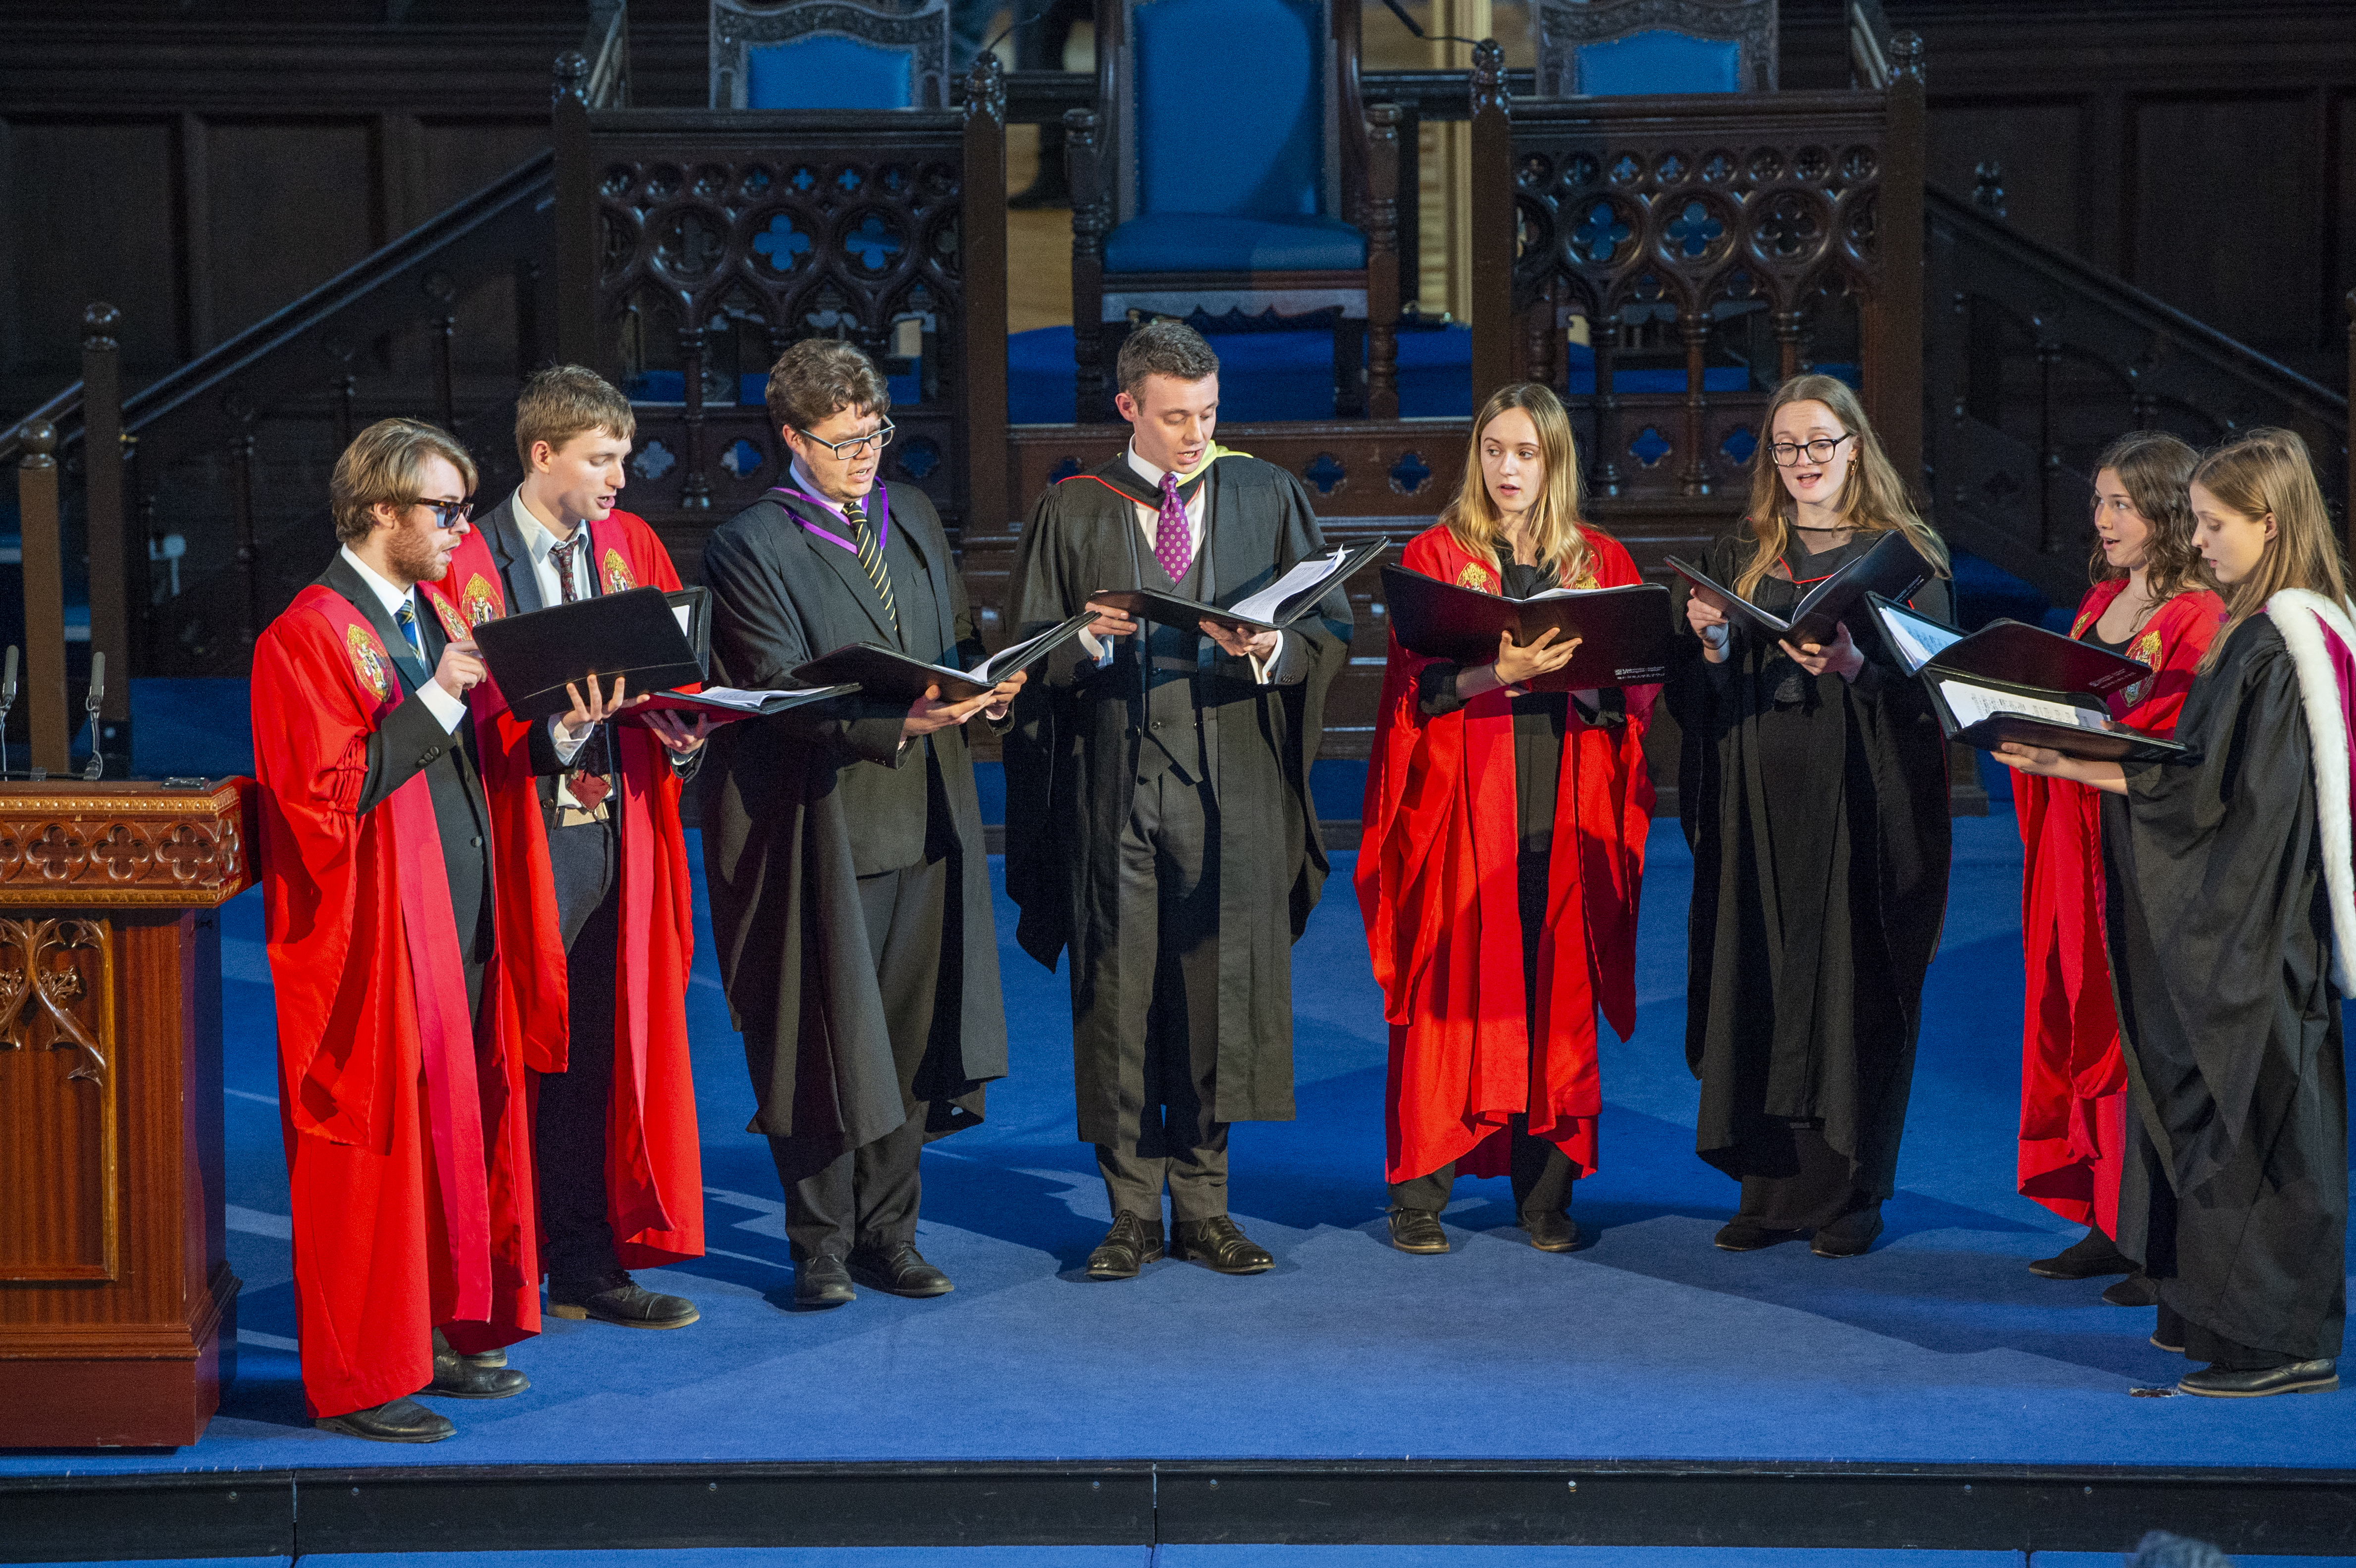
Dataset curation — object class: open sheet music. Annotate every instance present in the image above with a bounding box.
[1091,541,1389,634]
[791,611,1098,705]
[1666,531,1933,648]
[1381,565,1674,685]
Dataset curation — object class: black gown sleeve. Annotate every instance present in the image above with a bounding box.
[356,689,464,816]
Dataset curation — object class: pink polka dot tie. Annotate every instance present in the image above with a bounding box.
[1153,472,1194,582]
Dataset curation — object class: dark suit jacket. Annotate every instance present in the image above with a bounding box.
[317,552,494,965]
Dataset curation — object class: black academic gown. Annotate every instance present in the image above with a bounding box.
[1667,530,1954,1211]
[1001,453,1351,1143]
[698,481,1007,1154]
[2107,613,2348,1364]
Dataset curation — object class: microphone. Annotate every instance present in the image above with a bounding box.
[2,645,18,705]
[85,650,104,710]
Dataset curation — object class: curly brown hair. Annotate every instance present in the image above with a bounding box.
[2087,429,2208,603]
[764,338,890,434]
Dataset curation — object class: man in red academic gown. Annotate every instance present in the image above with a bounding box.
[252,418,538,1442]
[444,366,708,1328]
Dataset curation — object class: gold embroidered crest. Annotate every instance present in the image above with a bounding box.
[428,594,469,641]
[602,548,635,594]
[2119,627,2164,709]
[462,573,501,627]
[1456,564,1496,592]
[346,624,389,701]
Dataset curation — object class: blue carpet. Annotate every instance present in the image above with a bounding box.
[6,814,2355,1477]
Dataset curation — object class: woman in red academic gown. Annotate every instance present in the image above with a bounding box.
[2015,431,2222,1297]
[1358,382,1658,1254]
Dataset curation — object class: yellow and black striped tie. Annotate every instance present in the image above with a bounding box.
[843,497,898,636]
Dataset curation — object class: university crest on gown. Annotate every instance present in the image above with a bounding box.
[461,573,501,627]
[1457,563,1496,592]
[602,548,635,594]
[346,625,389,700]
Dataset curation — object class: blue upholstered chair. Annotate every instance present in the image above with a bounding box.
[710,0,951,109]
[1066,0,1404,420]
[1531,0,1777,97]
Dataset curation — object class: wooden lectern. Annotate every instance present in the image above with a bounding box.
[0,780,255,1448]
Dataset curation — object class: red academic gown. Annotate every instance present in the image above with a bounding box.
[252,579,539,1420]
[2015,579,2225,1231]
[444,509,706,1269]
[1357,523,1659,1184]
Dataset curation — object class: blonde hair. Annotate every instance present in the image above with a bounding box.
[2192,427,2349,672]
[330,418,477,545]
[1733,373,1948,599]
[1441,383,1593,588]
[2089,430,2210,606]
[515,364,635,467]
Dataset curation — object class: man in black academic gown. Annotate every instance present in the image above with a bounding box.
[1002,320,1352,1279]
[699,339,1015,1309]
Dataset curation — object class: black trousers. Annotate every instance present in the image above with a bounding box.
[1095,765,1229,1225]
[533,817,622,1286]
[767,854,950,1261]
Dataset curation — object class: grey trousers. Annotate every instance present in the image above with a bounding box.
[1095,765,1230,1225]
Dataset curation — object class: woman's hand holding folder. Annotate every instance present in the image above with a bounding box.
[1457,627,1583,701]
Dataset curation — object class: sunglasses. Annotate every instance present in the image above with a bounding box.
[419,498,475,528]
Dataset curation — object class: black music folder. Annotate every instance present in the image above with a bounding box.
[627,682,858,726]
[1381,565,1675,686]
[1090,541,1390,634]
[791,611,1098,706]
[1667,530,1934,648]
[1869,593,2189,766]
[472,585,707,722]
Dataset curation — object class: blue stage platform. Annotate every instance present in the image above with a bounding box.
[5,809,2352,1556]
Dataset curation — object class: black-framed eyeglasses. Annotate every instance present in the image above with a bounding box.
[794,420,895,460]
[419,498,474,528]
[1767,434,1855,467]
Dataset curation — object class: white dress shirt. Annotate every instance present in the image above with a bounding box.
[1080,443,1306,686]
[338,546,468,733]
[514,487,599,766]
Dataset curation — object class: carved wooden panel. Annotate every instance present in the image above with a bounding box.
[582,109,981,528]
[204,121,380,350]
[1496,88,1899,505]
[0,918,119,1282]
[0,784,253,907]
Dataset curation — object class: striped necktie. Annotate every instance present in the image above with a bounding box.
[842,497,898,636]
[546,533,610,812]
[394,599,422,658]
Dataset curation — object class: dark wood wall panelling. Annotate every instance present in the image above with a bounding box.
[1886,0,2356,384]
[0,7,715,413]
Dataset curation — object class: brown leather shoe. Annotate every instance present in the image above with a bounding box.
[1087,1210,1165,1280]
[1173,1214,1273,1274]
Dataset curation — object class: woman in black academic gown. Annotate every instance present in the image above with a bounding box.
[1997,429,2348,1398]
[1669,373,1953,1258]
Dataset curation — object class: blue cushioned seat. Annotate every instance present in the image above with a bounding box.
[1103,212,1367,274]
[747,35,913,109]
[1576,29,1743,94]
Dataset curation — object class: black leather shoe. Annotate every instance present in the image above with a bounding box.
[1521,1210,1579,1253]
[2029,1228,2134,1279]
[1714,1216,1802,1252]
[793,1254,855,1309]
[1387,1207,1449,1254]
[2103,1272,2160,1307]
[1086,1211,1165,1280]
[425,1329,528,1400]
[1173,1214,1274,1274]
[315,1396,455,1443]
[1811,1204,1884,1258]
[2179,1359,2339,1398]
[549,1271,699,1329]
[850,1243,954,1298]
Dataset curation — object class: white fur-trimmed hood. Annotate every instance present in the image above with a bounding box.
[2264,588,2356,993]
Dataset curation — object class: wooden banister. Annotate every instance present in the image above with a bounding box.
[14,422,70,773]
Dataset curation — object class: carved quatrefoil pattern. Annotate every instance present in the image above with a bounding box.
[598,153,965,365]
[1512,138,1882,316]
[0,817,243,894]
